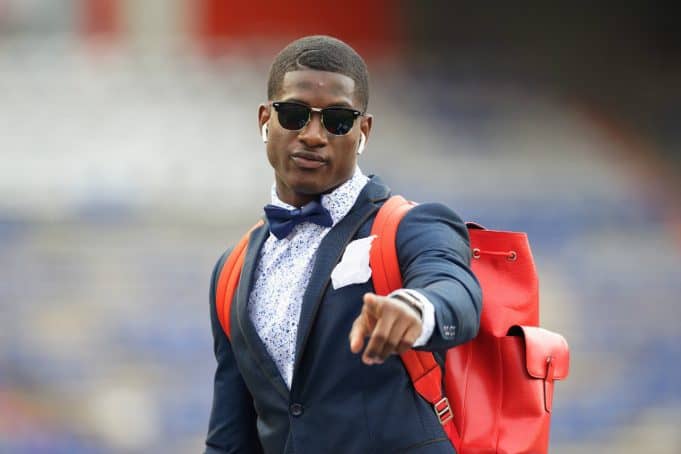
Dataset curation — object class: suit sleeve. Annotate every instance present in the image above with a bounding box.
[395,203,482,350]
[205,252,264,454]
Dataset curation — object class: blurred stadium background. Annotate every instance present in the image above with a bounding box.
[1,1,680,453]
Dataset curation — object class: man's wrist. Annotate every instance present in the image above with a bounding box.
[388,289,436,347]
[389,291,424,320]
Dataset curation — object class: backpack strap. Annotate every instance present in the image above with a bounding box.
[215,220,264,340]
[369,196,462,451]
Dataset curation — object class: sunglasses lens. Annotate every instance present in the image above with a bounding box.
[276,103,309,130]
[323,108,356,135]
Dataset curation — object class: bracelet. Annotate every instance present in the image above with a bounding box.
[390,291,424,321]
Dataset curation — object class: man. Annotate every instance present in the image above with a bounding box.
[206,35,482,454]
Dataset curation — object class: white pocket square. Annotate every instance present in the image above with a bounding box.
[331,235,376,290]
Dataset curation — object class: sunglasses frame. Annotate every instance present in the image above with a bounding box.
[271,101,364,136]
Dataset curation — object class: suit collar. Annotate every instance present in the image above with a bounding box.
[362,174,391,204]
[235,220,290,399]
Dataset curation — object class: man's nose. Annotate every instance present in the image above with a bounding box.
[298,112,328,147]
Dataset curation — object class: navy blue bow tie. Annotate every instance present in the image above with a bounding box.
[264,200,333,239]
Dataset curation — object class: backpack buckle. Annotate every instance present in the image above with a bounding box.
[434,397,453,425]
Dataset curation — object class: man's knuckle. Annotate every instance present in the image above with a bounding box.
[397,342,411,353]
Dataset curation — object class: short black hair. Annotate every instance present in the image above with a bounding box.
[267,35,369,111]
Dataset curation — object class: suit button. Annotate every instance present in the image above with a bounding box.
[289,403,304,416]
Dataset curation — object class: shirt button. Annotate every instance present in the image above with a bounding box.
[289,403,304,417]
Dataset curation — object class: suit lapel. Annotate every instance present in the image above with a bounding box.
[292,178,391,385]
[235,220,290,399]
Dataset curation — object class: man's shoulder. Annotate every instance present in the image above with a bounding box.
[403,201,464,223]
[361,175,463,222]
[392,200,470,251]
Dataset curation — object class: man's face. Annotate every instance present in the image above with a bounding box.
[258,70,372,207]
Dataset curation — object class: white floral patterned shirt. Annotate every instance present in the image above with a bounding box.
[248,168,434,388]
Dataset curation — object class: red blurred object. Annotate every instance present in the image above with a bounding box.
[216,220,263,338]
[80,0,120,39]
[191,0,403,57]
[370,196,570,454]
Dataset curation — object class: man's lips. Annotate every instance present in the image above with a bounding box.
[291,151,328,169]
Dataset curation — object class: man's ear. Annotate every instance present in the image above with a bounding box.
[258,103,271,135]
[360,113,373,144]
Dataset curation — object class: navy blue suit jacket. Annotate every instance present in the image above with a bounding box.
[205,176,482,454]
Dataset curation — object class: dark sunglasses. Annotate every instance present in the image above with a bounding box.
[272,101,363,136]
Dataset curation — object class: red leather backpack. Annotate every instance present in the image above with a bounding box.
[216,196,570,454]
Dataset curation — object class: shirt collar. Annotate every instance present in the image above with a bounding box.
[270,167,370,226]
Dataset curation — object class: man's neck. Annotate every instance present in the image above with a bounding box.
[275,190,318,208]
[274,181,350,208]
[273,168,364,208]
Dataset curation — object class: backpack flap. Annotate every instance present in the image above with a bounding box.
[510,325,570,413]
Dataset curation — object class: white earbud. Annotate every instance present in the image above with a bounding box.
[357,132,366,155]
[261,123,268,143]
